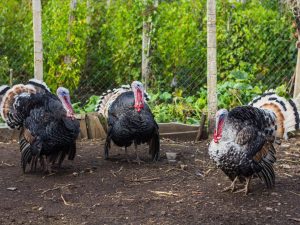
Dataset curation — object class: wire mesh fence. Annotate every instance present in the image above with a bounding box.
[0,0,299,124]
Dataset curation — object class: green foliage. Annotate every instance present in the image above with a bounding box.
[217,1,295,87]
[73,95,100,114]
[43,0,88,93]
[0,56,9,83]
[0,0,33,83]
[0,0,297,124]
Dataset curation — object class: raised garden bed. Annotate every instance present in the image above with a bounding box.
[0,113,207,142]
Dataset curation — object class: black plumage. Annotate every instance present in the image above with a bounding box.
[103,82,160,162]
[0,80,79,172]
[209,106,277,194]
[210,89,300,195]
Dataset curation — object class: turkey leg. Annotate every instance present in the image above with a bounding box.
[233,177,251,195]
[222,176,239,192]
[132,142,144,165]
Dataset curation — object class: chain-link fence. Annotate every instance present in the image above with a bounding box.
[0,0,298,124]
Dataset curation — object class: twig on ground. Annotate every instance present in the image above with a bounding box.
[126,177,160,182]
[289,191,300,197]
[172,177,185,186]
[149,190,179,197]
[288,218,300,222]
[41,183,74,195]
[110,166,124,177]
[61,194,73,206]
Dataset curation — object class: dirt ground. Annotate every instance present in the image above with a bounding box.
[0,137,299,225]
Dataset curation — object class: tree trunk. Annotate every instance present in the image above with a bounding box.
[207,0,217,134]
[32,0,43,81]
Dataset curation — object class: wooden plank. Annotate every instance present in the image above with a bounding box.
[86,113,106,140]
[75,114,88,140]
[195,114,207,142]
[158,122,199,133]
[160,131,198,142]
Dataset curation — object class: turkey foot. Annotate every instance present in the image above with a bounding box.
[132,143,144,165]
[233,177,251,195]
[125,147,131,163]
[132,155,145,165]
[222,176,239,192]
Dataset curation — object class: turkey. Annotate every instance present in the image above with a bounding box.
[96,81,159,163]
[0,79,80,173]
[209,91,300,194]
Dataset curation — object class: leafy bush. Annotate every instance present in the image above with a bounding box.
[73,95,100,114]
[0,0,296,124]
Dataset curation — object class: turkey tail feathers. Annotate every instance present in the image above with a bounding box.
[256,144,276,188]
[96,84,150,118]
[27,78,51,93]
[20,138,32,172]
[249,90,300,139]
[0,85,10,113]
[0,84,37,125]
[149,129,160,161]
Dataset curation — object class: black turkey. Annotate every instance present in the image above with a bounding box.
[96,81,159,163]
[0,79,80,173]
[209,91,300,194]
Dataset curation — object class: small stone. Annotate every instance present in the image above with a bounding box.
[161,211,166,215]
[281,164,291,169]
[180,164,188,170]
[72,172,79,177]
[7,187,17,191]
[38,207,43,211]
[280,143,290,149]
[266,207,273,211]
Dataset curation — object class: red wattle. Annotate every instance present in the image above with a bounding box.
[134,89,144,112]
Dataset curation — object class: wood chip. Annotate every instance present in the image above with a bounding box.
[149,190,179,197]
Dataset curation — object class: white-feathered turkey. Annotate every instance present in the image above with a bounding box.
[96,81,159,163]
[209,91,300,194]
[0,79,80,173]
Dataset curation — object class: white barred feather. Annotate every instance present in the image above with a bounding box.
[95,84,150,118]
[27,78,51,92]
[249,90,300,139]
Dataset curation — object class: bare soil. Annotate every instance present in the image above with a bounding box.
[0,137,299,225]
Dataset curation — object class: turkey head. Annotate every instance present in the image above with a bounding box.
[131,81,145,112]
[213,109,228,143]
[57,87,75,119]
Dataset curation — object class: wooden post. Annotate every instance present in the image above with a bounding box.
[65,0,77,65]
[207,0,217,133]
[107,0,111,7]
[141,0,158,91]
[9,69,13,86]
[142,1,150,91]
[32,0,43,81]
[195,114,207,142]
[294,42,300,98]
